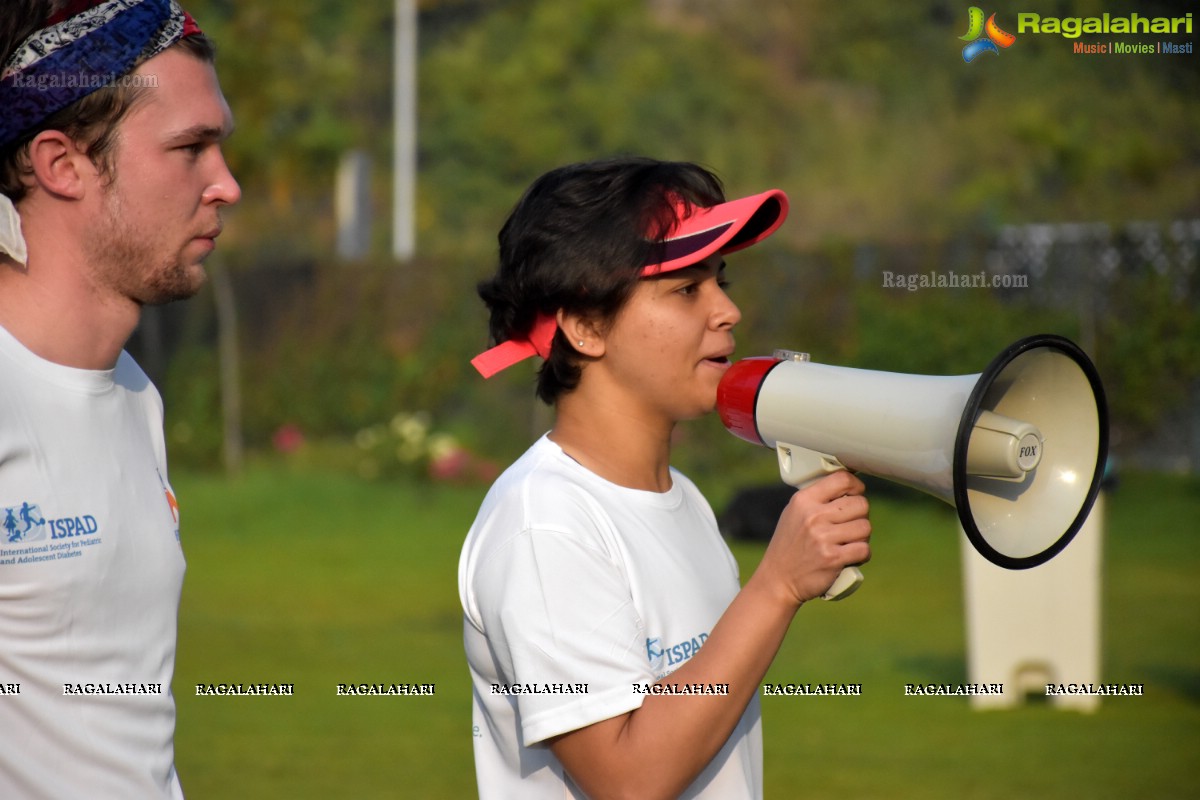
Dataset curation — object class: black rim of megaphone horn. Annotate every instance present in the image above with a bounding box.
[952,333,1109,570]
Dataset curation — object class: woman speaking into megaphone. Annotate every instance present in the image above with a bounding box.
[458,156,872,800]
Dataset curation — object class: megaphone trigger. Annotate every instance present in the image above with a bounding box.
[775,443,846,488]
[823,566,865,601]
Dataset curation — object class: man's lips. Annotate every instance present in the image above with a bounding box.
[192,226,222,255]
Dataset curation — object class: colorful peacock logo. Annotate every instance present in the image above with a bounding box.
[960,7,1017,62]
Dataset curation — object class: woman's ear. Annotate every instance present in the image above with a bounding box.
[556,310,606,358]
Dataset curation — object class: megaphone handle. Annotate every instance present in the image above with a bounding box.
[776,444,866,602]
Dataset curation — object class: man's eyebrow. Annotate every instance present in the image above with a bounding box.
[164,123,234,145]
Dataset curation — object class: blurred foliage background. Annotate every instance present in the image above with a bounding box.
[134,0,1199,485]
[129,5,1198,795]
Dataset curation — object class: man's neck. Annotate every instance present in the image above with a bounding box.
[0,253,139,370]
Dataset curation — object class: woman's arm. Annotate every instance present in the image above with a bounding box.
[548,470,871,800]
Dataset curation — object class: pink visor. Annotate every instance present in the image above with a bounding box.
[640,189,789,275]
[470,189,790,378]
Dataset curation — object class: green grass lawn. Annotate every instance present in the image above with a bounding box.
[172,466,1199,798]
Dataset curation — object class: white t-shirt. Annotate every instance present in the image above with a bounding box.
[459,435,762,799]
[0,325,186,799]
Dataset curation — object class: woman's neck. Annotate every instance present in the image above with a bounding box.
[550,390,675,492]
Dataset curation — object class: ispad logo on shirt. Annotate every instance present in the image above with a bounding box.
[2,501,99,549]
[646,632,710,677]
[3,502,47,543]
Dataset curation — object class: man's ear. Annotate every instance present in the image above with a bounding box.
[25,130,93,200]
[556,309,606,358]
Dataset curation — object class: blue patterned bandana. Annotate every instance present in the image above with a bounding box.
[0,0,201,264]
[0,0,201,149]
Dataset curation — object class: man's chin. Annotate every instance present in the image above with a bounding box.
[141,265,208,306]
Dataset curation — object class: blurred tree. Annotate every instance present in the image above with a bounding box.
[183,0,1198,260]
[160,0,1197,471]
[186,0,396,261]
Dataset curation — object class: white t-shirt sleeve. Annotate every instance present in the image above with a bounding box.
[473,524,653,746]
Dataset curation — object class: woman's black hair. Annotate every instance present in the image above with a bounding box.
[477,156,726,404]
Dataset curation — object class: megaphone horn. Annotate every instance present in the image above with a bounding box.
[716,334,1108,601]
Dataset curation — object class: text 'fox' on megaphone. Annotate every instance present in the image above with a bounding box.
[716,333,1108,602]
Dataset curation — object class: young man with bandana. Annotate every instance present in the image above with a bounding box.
[0,2,239,796]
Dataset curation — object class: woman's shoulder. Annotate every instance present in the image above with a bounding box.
[473,436,600,524]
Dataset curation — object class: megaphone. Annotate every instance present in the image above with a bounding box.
[717,334,1108,601]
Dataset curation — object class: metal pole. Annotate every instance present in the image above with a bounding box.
[212,261,243,473]
[393,0,416,261]
[337,149,371,261]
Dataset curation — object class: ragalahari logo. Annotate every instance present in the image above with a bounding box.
[960,7,1017,62]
